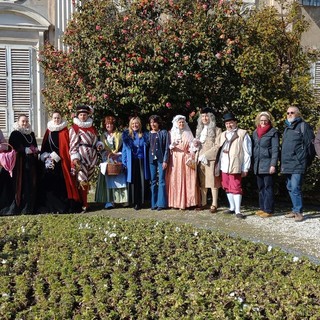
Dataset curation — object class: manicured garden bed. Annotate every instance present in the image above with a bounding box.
[0,215,319,319]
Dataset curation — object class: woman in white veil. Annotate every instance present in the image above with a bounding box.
[166,115,200,210]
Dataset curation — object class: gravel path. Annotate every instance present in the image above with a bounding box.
[88,201,320,264]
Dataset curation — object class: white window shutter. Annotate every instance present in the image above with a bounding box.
[313,61,320,100]
[0,48,8,130]
[11,49,31,110]
[0,47,33,134]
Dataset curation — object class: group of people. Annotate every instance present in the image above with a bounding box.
[0,105,319,222]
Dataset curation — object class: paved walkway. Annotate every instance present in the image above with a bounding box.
[87,200,320,264]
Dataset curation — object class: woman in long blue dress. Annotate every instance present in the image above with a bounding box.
[122,116,149,210]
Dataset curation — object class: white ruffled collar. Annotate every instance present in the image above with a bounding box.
[12,122,32,135]
[47,120,67,132]
[73,117,93,128]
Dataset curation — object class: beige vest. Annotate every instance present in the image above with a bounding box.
[220,128,247,174]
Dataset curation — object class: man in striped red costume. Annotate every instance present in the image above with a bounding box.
[69,105,99,212]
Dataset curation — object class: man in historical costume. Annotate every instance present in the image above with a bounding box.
[194,107,222,213]
[69,105,99,213]
[217,113,252,219]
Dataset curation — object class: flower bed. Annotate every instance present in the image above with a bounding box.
[0,215,319,319]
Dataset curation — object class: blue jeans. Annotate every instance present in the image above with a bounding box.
[286,174,303,213]
[149,159,167,209]
[256,174,274,213]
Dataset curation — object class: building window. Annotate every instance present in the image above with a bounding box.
[0,46,33,135]
[299,0,320,6]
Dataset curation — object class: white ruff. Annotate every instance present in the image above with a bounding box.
[12,122,32,135]
[73,117,93,128]
[47,120,67,132]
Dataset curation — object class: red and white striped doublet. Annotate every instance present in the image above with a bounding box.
[69,117,98,183]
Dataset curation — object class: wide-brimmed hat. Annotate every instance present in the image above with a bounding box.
[200,107,213,114]
[223,112,237,122]
[76,105,91,114]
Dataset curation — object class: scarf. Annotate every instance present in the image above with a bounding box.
[257,124,271,138]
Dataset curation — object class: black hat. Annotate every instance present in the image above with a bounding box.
[76,105,91,114]
[200,107,213,114]
[223,112,237,122]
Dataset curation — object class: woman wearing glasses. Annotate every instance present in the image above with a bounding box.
[252,111,279,218]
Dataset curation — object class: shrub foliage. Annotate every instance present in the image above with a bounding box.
[39,0,319,129]
[0,215,320,319]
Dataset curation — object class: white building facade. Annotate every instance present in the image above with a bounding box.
[0,0,77,138]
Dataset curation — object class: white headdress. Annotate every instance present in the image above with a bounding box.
[170,115,191,142]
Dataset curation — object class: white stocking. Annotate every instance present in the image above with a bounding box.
[226,193,235,211]
[233,194,242,214]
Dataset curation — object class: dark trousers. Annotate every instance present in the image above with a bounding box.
[256,174,275,213]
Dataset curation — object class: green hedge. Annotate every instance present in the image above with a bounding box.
[0,215,319,319]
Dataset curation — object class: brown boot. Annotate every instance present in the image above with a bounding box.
[260,211,273,218]
[210,206,217,213]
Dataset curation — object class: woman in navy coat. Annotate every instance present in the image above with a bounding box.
[148,115,170,210]
[252,111,279,218]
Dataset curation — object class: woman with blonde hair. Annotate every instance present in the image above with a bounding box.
[122,116,149,210]
[252,111,279,218]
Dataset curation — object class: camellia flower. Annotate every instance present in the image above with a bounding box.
[177,71,185,78]
[165,102,171,108]
[215,52,223,59]
[96,25,101,31]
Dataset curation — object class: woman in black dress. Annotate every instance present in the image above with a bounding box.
[1,115,39,215]
[38,111,81,213]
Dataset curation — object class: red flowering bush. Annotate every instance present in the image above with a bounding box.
[39,0,318,130]
[40,0,247,127]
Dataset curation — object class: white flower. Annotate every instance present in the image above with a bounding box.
[293,256,299,262]
[2,293,9,297]
[229,292,235,297]
[194,231,199,236]
[123,236,128,240]
[104,237,108,242]
[1,259,7,264]
[175,227,181,232]
[79,223,83,229]
[21,226,25,233]
[267,245,272,252]
[237,297,244,303]
[109,233,117,238]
